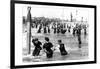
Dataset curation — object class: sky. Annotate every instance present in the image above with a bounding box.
[22,4,89,21]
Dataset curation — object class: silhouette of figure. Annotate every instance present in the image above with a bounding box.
[43,37,53,58]
[77,28,82,48]
[44,26,47,33]
[48,26,50,33]
[37,25,42,33]
[58,40,68,55]
[32,38,42,56]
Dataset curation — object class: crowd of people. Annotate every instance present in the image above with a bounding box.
[29,19,88,59]
[23,8,88,60]
[35,23,67,34]
[32,37,68,58]
[32,21,88,36]
[31,23,88,58]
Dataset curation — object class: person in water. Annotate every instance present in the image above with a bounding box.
[32,38,42,57]
[43,37,53,58]
[58,40,68,56]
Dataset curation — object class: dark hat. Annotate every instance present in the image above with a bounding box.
[45,37,49,41]
[58,40,62,43]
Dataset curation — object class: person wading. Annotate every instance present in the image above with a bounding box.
[43,37,53,58]
[58,40,68,56]
[32,38,42,58]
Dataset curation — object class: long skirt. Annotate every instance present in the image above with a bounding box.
[54,28,56,34]
[46,50,53,58]
[60,48,68,55]
[32,48,41,56]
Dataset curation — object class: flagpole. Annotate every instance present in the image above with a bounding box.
[27,7,32,54]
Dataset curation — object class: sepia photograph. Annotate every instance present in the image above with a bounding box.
[11,0,96,68]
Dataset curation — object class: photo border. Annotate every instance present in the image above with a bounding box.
[10,0,97,69]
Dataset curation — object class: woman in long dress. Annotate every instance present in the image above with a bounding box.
[43,37,53,58]
[32,38,42,56]
[58,40,68,55]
